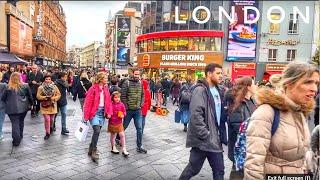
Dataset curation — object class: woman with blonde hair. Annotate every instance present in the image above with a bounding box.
[244,62,319,179]
[72,70,92,111]
[37,74,61,140]
[1,72,33,146]
[83,72,112,162]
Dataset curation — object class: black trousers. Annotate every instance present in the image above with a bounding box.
[8,112,27,146]
[315,107,319,126]
[31,94,40,115]
[90,125,102,148]
[179,147,225,180]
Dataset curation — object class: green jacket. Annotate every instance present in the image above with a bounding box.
[120,78,144,110]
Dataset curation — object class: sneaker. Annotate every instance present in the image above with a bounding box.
[122,149,129,157]
[183,126,188,132]
[136,147,147,154]
[44,133,50,140]
[61,129,70,135]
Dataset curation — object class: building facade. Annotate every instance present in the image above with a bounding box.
[137,0,225,79]
[105,19,115,71]
[1,1,34,60]
[80,41,103,68]
[66,45,81,68]
[33,1,67,67]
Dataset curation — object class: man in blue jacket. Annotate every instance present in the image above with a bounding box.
[179,63,227,180]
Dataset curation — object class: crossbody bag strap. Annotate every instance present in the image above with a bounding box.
[80,80,87,93]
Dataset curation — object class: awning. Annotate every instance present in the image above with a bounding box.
[0,52,28,65]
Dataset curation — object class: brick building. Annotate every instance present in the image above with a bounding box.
[33,1,67,67]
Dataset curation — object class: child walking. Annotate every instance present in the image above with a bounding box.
[108,91,129,156]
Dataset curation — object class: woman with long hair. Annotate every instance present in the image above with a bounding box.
[244,62,319,179]
[1,72,33,146]
[171,78,181,105]
[73,70,92,111]
[227,76,257,178]
[83,72,112,162]
[37,75,61,140]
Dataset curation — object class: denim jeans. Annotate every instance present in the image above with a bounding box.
[56,105,67,131]
[179,147,225,180]
[0,110,5,137]
[123,109,143,148]
[141,115,146,135]
[181,109,190,124]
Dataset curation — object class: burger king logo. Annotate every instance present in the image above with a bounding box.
[142,54,150,67]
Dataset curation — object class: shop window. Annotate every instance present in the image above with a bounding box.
[215,38,221,51]
[269,13,280,34]
[286,49,296,61]
[210,38,216,51]
[268,49,278,61]
[142,40,148,52]
[199,37,206,51]
[178,38,189,51]
[154,38,160,51]
[168,38,178,51]
[288,14,299,34]
[204,37,211,51]
[189,37,199,51]
[160,38,168,51]
[147,39,153,52]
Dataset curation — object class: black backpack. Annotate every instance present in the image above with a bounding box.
[180,85,192,104]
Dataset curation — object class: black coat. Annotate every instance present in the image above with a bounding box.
[186,79,227,152]
[28,72,43,95]
[55,79,68,107]
[1,84,33,114]
[227,97,256,162]
[73,78,92,99]
[2,71,12,83]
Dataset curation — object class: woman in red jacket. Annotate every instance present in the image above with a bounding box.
[83,72,113,162]
[141,79,151,135]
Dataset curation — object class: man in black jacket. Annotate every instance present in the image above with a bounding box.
[28,65,43,117]
[2,67,14,84]
[54,72,69,135]
[179,63,227,180]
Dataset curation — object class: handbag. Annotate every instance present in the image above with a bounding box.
[175,108,181,123]
[41,98,53,108]
[75,121,89,142]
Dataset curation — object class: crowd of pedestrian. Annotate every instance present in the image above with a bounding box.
[0,61,319,179]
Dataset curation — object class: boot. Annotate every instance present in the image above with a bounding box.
[122,148,129,157]
[44,133,50,140]
[111,146,120,154]
[91,148,99,161]
[88,146,93,156]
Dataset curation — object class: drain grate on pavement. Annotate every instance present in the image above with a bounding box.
[162,139,176,144]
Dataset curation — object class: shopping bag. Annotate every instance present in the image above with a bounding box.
[175,109,181,123]
[75,121,89,142]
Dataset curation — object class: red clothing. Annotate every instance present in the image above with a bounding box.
[83,84,113,121]
[141,80,151,116]
[109,101,126,126]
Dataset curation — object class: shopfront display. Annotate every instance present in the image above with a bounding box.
[263,63,287,81]
[231,62,256,81]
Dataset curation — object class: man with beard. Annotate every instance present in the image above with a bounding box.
[54,72,70,135]
[28,65,43,117]
[119,68,146,153]
[2,67,15,84]
[179,63,227,180]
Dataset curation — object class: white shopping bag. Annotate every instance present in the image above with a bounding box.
[75,121,89,142]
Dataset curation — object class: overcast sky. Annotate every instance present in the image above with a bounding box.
[60,1,127,49]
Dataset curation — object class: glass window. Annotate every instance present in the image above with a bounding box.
[269,13,280,34]
[160,38,168,51]
[147,39,153,52]
[189,21,199,30]
[178,37,189,51]
[205,37,211,51]
[168,38,178,51]
[142,40,148,52]
[288,14,299,34]
[154,38,160,51]
[210,38,216,51]
[287,49,296,61]
[199,37,206,51]
[179,24,188,30]
[215,38,221,51]
[189,37,199,51]
[268,49,278,61]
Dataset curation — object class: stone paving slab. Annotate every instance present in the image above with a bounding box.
[0,96,232,179]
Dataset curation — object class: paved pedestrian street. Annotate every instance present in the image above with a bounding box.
[0,96,232,180]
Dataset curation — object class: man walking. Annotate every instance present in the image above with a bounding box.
[179,63,227,180]
[120,68,147,153]
[54,72,70,135]
[28,65,43,117]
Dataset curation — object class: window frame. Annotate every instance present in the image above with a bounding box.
[286,49,296,61]
[288,14,299,34]
[268,49,278,62]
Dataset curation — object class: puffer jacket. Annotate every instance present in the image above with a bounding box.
[244,88,315,180]
[120,78,144,110]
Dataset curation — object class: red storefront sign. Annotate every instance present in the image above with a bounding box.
[263,63,287,81]
[231,62,256,81]
[142,54,150,67]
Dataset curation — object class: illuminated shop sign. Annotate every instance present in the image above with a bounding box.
[267,39,300,46]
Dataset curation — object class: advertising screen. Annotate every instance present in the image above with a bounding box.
[9,15,33,56]
[227,0,258,61]
[116,16,130,64]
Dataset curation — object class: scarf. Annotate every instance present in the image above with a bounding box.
[42,82,56,97]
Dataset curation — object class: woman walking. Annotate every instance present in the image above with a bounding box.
[83,72,112,162]
[73,70,92,111]
[244,62,319,179]
[37,75,61,140]
[1,72,33,146]
[227,76,257,179]
[171,78,181,106]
